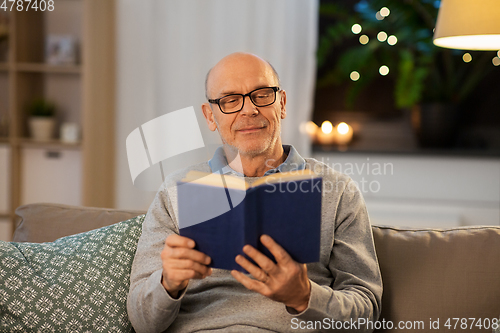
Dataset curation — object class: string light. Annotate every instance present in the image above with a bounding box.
[377,31,387,42]
[350,71,360,81]
[380,7,390,17]
[379,65,390,76]
[387,35,398,45]
[359,35,369,45]
[351,24,362,34]
[493,57,500,66]
[497,50,500,58]
[375,11,384,20]
[462,53,472,63]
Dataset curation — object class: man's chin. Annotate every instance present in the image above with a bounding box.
[222,142,268,157]
[221,130,280,157]
[237,142,275,157]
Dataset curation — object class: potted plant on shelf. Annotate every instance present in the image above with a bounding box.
[317,0,497,148]
[27,98,56,141]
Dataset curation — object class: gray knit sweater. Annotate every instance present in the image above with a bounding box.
[127,158,382,333]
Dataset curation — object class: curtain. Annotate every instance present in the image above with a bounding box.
[116,0,319,209]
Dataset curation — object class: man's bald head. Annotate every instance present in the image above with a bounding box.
[200,52,287,163]
[204,53,281,99]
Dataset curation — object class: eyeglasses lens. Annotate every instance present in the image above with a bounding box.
[219,87,276,113]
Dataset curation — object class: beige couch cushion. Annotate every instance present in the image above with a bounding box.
[13,203,146,243]
[373,225,500,332]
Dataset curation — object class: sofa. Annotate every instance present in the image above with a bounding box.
[1,203,499,332]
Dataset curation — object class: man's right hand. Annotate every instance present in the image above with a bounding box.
[160,234,212,298]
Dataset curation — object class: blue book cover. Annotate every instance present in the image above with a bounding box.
[177,170,322,272]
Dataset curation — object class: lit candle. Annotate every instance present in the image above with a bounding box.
[300,121,319,141]
[316,121,336,145]
[335,122,353,145]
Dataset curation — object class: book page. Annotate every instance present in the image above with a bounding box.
[181,170,248,191]
[251,169,318,187]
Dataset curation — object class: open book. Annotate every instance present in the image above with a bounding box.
[177,169,322,271]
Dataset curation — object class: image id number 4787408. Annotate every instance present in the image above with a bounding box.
[1,0,54,11]
[441,318,499,330]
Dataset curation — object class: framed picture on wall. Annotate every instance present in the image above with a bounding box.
[45,35,78,65]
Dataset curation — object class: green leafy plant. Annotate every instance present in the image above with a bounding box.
[27,98,56,117]
[317,0,496,109]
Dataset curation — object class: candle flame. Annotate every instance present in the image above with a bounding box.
[337,122,350,135]
[321,121,333,134]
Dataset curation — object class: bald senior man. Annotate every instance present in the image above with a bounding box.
[127,53,382,332]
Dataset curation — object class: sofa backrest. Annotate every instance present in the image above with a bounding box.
[14,203,146,243]
[372,225,500,332]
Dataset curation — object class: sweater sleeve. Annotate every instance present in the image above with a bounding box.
[291,178,383,332]
[127,183,186,333]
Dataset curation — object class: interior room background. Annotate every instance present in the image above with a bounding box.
[0,0,499,242]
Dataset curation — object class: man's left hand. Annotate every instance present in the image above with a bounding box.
[231,234,311,313]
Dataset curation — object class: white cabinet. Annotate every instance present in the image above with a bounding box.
[0,217,11,242]
[0,144,11,241]
[21,147,81,206]
[0,145,9,214]
[313,152,500,228]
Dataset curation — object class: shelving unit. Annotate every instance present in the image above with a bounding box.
[0,0,116,240]
[16,63,81,74]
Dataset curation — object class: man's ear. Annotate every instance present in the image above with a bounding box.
[279,90,287,119]
[201,103,218,132]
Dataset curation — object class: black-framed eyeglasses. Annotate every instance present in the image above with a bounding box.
[208,86,280,114]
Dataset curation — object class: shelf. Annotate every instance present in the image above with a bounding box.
[313,145,500,158]
[18,138,81,150]
[15,63,81,74]
[0,2,116,242]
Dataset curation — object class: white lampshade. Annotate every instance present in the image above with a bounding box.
[433,0,500,50]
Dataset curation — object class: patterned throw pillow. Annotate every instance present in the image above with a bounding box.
[0,214,144,332]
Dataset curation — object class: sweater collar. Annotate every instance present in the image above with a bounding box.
[208,145,305,177]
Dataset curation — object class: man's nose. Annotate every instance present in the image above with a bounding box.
[239,95,258,116]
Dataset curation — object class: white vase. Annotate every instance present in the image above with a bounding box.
[29,117,56,141]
